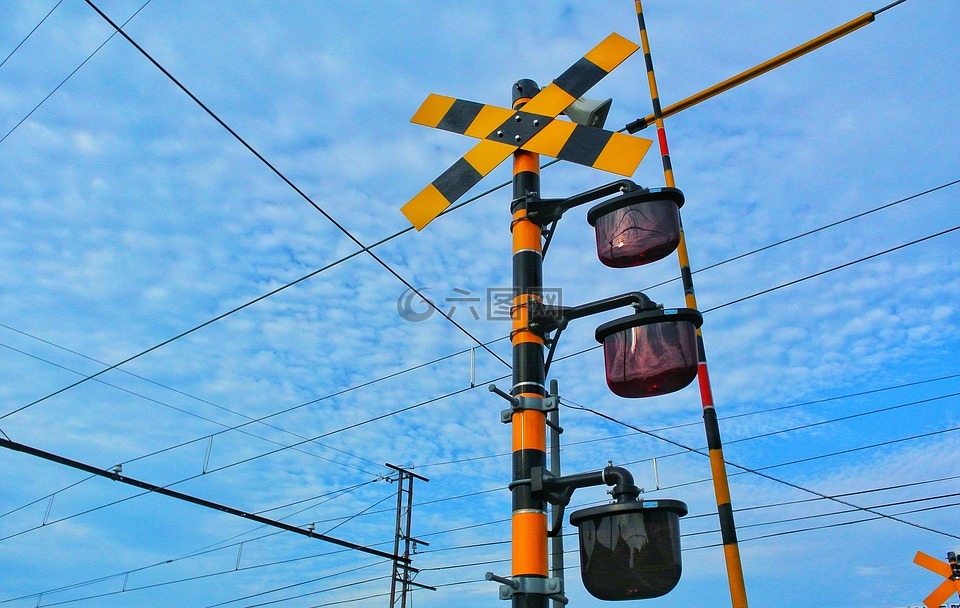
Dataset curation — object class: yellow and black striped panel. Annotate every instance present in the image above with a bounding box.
[400,138,515,230]
[522,119,651,176]
[413,95,651,176]
[401,32,640,230]
[522,32,639,117]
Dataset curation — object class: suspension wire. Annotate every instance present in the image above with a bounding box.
[4,171,952,482]
[201,574,412,608]
[0,0,520,422]
[14,469,958,605]
[3,197,956,562]
[0,0,65,70]
[21,558,387,608]
[5,259,956,548]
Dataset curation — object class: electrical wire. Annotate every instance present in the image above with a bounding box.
[78,0,508,389]
[214,412,960,530]
[0,0,65,71]
[0,221,960,540]
[560,397,960,540]
[6,306,956,550]
[5,3,948,601]
[0,479,379,604]
[413,372,960,469]
[16,470,958,606]
[12,0,946,428]
[0,1,152,146]
[4,169,953,516]
[0,341,378,475]
[703,224,960,313]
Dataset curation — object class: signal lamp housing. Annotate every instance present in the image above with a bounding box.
[570,499,688,600]
[595,308,702,398]
[586,187,684,268]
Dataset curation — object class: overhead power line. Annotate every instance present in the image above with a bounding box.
[0,340,379,475]
[0,1,65,70]
[0,1,153,146]
[83,0,507,363]
[0,436,403,562]
[1,480,381,606]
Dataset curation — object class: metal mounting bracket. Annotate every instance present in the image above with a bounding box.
[488,384,558,423]
[485,572,568,604]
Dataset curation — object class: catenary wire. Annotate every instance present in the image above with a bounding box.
[12,0,948,425]
[188,415,960,532]
[5,0,944,604]
[0,4,520,423]
[703,224,960,313]
[0,0,65,71]
[414,372,960,469]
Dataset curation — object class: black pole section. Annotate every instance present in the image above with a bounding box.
[0,437,403,562]
[510,77,549,608]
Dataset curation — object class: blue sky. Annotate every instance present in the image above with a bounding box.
[0,1,958,607]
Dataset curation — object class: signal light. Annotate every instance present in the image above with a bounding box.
[595,308,702,398]
[570,499,688,600]
[586,187,684,268]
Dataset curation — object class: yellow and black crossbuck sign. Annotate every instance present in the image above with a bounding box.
[401,32,654,230]
[915,551,960,608]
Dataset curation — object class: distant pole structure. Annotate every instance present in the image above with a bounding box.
[387,463,433,608]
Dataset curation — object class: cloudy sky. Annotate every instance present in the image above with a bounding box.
[0,1,958,607]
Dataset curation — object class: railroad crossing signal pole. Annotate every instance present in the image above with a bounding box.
[510,79,549,608]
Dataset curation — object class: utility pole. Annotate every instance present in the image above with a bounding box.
[387,463,432,608]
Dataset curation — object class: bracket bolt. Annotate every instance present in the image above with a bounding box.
[514,135,522,142]
[497,130,504,138]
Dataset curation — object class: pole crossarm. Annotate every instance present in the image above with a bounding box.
[0,437,404,562]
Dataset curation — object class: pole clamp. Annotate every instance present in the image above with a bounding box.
[485,572,568,604]
[489,384,558,423]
